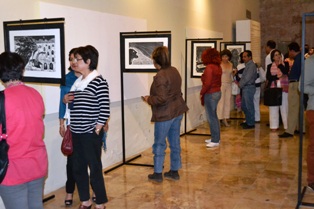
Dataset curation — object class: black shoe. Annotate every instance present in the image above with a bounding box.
[278,132,293,138]
[148,172,163,183]
[240,122,246,127]
[242,124,255,129]
[294,130,305,135]
[64,199,73,207]
[92,196,96,203]
[164,170,180,181]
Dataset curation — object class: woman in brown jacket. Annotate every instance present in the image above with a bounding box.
[142,46,188,183]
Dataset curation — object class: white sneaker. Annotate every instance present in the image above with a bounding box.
[205,139,211,143]
[206,142,219,148]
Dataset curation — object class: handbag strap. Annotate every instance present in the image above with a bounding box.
[0,91,7,138]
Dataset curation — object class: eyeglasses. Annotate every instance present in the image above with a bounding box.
[69,58,83,63]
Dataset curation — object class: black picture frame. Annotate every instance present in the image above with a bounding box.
[120,31,171,73]
[191,40,216,78]
[3,18,66,85]
[225,43,246,69]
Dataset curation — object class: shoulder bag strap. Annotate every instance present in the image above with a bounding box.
[0,91,7,136]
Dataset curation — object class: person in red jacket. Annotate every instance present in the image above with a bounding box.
[0,52,48,209]
[200,48,222,148]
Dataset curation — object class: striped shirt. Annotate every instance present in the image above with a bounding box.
[70,76,110,134]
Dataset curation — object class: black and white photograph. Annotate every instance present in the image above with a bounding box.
[120,31,171,72]
[191,41,216,78]
[14,35,56,72]
[3,18,65,84]
[223,43,246,69]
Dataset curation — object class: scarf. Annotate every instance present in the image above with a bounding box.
[270,62,278,76]
[70,70,99,92]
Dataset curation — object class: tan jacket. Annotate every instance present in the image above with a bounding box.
[147,66,189,122]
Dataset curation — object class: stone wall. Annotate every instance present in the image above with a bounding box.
[260,0,314,68]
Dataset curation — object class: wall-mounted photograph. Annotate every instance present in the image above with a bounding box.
[120,31,171,72]
[220,42,246,69]
[3,18,65,84]
[191,41,216,78]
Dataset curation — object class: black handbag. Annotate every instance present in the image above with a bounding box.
[264,81,283,106]
[0,91,9,183]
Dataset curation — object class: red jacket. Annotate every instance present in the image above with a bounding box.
[200,64,222,95]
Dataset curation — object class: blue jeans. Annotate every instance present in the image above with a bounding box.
[204,92,221,143]
[153,114,183,173]
[241,85,256,126]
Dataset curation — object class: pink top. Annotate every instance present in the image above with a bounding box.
[1,84,47,185]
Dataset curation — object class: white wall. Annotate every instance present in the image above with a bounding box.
[0,0,260,207]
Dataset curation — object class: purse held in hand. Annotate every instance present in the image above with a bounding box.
[61,126,73,156]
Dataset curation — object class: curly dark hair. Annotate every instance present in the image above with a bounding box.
[0,52,25,83]
[201,48,221,65]
[220,49,232,60]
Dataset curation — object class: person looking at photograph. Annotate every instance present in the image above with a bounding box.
[142,46,188,183]
[200,48,222,148]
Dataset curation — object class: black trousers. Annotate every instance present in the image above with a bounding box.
[65,155,75,193]
[72,131,108,204]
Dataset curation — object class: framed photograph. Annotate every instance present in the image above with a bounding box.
[191,40,216,78]
[3,18,65,84]
[120,31,171,72]
[223,42,246,69]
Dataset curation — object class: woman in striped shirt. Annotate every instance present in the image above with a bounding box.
[64,45,109,209]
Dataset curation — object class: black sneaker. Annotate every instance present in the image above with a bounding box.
[164,170,180,181]
[148,172,163,183]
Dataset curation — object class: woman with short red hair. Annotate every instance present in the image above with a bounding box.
[200,48,222,148]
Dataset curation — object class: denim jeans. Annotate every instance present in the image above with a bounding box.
[241,85,256,126]
[204,92,221,143]
[153,114,183,173]
[0,177,45,209]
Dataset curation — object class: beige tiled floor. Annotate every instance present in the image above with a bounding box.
[43,106,314,209]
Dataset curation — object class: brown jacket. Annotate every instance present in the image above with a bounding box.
[147,66,189,122]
